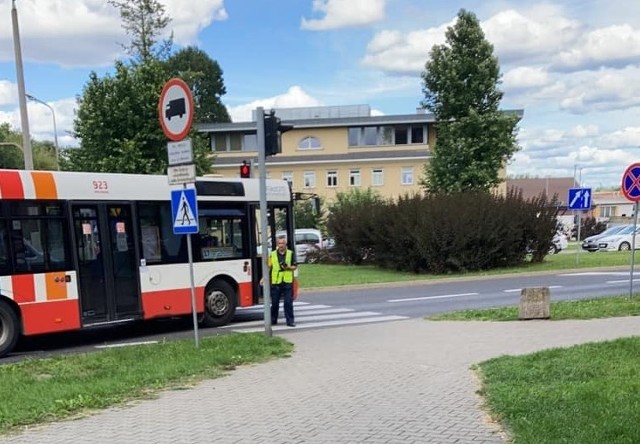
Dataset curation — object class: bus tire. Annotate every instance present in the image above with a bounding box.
[202,280,237,328]
[0,301,19,358]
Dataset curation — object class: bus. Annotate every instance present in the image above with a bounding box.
[0,169,297,358]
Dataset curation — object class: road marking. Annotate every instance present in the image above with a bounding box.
[607,279,640,284]
[387,292,478,303]
[95,340,158,349]
[503,285,563,293]
[233,316,408,333]
[560,272,630,276]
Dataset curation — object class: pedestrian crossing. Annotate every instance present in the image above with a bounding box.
[225,302,408,332]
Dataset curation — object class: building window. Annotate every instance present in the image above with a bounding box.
[347,125,427,147]
[303,171,316,188]
[326,170,338,187]
[298,136,322,150]
[349,169,361,187]
[401,167,414,185]
[372,169,383,186]
[601,206,615,218]
[212,133,257,152]
[282,171,293,188]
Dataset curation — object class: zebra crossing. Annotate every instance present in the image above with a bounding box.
[225,302,408,332]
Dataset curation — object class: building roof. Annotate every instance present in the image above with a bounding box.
[592,190,632,205]
[506,177,578,205]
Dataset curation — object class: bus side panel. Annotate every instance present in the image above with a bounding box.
[20,300,81,335]
[1,272,81,335]
[140,287,205,319]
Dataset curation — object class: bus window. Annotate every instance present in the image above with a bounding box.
[197,207,246,261]
[138,202,187,264]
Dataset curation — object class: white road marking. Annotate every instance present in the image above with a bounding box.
[387,292,478,303]
[503,285,563,293]
[95,340,158,349]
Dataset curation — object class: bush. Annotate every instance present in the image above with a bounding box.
[325,188,558,273]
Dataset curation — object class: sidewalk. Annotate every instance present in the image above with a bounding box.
[3,316,640,443]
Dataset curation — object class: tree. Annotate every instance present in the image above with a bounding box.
[0,123,58,170]
[108,0,173,63]
[420,9,520,193]
[165,47,231,123]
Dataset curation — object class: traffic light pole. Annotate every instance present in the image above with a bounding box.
[257,107,273,336]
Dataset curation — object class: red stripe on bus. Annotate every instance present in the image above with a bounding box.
[12,274,35,303]
[20,299,81,335]
[237,281,253,307]
[141,287,205,319]
[31,171,58,199]
[0,171,25,199]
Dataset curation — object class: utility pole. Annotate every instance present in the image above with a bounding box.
[11,0,33,170]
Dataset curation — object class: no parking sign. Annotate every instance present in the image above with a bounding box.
[621,162,640,202]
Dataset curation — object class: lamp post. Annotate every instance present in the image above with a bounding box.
[26,93,59,168]
[11,0,33,170]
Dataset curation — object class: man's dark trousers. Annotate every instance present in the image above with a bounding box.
[271,282,294,325]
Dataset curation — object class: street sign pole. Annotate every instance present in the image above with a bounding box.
[185,183,199,348]
[257,107,272,337]
[575,210,580,266]
[630,202,639,299]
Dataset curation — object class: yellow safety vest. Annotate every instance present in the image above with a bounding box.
[270,249,294,284]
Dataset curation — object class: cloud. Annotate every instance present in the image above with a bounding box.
[228,86,323,122]
[301,0,385,30]
[559,66,640,114]
[0,81,17,107]
[502,67,552,91]
[552,24,640,71]
[0,0,227,67]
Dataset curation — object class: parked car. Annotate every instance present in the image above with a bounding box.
[581,225,629,252]
[276,229,331,263]
[549,231,569,254]
[597,225,640,251]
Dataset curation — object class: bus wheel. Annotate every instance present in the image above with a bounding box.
[202,280,237,328]
[0,301,19,358]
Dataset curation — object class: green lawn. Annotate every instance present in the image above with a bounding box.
[0,333,292,434]
[478,338,640,443]
[298,249,634,288]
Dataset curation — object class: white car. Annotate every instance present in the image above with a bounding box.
[276,229,331,263]
[597,225,640,251]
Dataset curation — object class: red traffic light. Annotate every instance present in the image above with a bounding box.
[240,161,251,178]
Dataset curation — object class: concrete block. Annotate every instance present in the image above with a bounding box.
[519,287,550,319]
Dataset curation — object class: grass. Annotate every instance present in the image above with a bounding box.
[0,333,292,435]
[298,249,634,289]
[477,337,640,443]
[428,295,640,321]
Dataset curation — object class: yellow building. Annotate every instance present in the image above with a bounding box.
[197,105,435,203]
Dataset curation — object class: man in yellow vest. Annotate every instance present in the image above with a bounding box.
[269,235,297,327]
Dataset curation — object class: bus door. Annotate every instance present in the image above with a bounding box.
[71,203,140,325]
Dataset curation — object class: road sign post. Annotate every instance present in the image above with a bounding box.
[160,78,200,347]
[621,162,640,298]
[568,187,592,265]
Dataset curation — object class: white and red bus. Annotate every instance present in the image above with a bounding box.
[0,169,297,357]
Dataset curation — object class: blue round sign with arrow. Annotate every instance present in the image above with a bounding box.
[622,162,640,202]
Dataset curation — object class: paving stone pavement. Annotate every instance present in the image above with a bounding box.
[3,316,640,444]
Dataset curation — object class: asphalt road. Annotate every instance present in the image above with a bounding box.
[4,267,637,362]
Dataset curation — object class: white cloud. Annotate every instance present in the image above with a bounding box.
[552,24,640,71]
[0,81,17,106]
[0,0,227,67]
[301,0,385,30]
[502,67,551,91]
[559,66,640,113]
[228,86,322,122]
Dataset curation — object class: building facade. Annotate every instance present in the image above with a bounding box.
[197,105,435,203]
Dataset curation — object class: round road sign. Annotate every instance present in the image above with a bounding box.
[158,78,194,141]
[621,162,640,202]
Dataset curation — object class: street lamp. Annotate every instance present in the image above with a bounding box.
[26,93,59,168]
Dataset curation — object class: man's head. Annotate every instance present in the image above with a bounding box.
[276,236,287,253]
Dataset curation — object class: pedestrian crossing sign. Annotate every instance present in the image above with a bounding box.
[171,188,199,234]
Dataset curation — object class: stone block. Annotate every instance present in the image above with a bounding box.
[519,287,550,319]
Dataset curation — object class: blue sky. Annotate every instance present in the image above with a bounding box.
[1,0,640,188]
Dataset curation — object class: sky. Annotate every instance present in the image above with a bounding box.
[1,0,640,189]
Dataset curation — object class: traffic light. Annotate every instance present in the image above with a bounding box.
[240,161,251,178]
[264,112,293,156]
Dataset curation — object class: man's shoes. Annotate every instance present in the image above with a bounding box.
[272,321,278,325]
[286,322,296,327]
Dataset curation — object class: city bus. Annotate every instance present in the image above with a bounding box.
[0,169,297,358]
